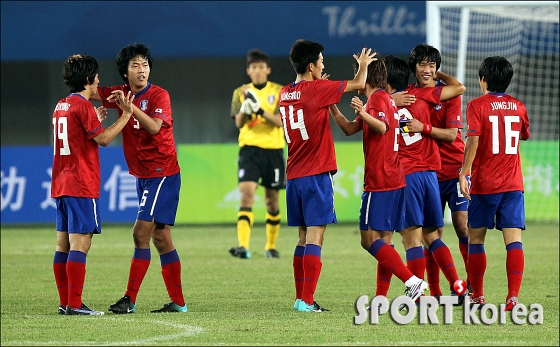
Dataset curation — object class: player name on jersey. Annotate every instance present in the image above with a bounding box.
[280,91,301,101]
[490,101,518,111]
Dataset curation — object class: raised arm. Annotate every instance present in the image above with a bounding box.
[93,91,134,147]
[437,71,466,101]
[350,96,387,135]
[108,91,163,135]
[344,48,377,92]
[329,104,361,136]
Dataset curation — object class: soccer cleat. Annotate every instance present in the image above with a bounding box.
[400,279,428,311]
[108,295,136,314]
[58,305,66,315]
[293,298,301,310]
[405,280,428,302]
[229,246,251,259]
[65,303,104,315]
[151,301,188,313]
[296,300,330,312]
[467,282,474,296]
[265,249,280,258]
[469,296,486,310]
[504,296,518,311]
[451,290,467,306]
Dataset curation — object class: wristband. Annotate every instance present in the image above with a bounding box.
[256,108,264,116]
[422,123,433,134]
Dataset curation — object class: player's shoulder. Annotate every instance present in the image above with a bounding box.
[503,94,526,106]
[147,83,168,94]
[232,85,243,94]
[370,88,390,101]
[268,81,284,90]
[466,94,486,107]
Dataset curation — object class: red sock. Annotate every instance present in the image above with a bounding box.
[293,246,305,300]
[53,251,68,307]
[429,239,459,290]
[506,242,524,299]
[160,250,185,307]
[125,248,151,303]
[405,246,425,280]
[468,244,486,298]
[458,238,469,284]
[66,250,86,309]
[369,240,411,284]
[302,244,322,305]
[374,244,395,296]
[424,247,442,296]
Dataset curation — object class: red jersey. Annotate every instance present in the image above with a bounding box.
[397,87,442,175]
[360,89,406,192]
[278,79,347,180]
[51,94,104,198]
[411,82,467,181]
[466,92,530,194]
[98,83,180,178]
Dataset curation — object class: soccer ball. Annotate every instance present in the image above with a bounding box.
[453,279,467,295]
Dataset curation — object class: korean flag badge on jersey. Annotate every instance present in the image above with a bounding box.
[140,100,148,111]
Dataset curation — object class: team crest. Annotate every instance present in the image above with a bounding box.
[140,100,148,111]
[268,95,275,104]
[434,103,442,111]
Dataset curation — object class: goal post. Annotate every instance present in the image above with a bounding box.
[427,1,559,85]
[426,1,559,222]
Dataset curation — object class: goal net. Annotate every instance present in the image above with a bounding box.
[426,1,559,222]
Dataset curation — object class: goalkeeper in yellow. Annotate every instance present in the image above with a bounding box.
[229,49,285,259]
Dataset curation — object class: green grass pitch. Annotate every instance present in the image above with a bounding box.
[1,222,558,346]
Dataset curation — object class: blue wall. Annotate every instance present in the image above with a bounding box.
[1,1,426,61]
[1,146,137,224]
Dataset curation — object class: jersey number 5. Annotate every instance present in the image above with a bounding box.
[279,105,308,143]
[53,117,70,155]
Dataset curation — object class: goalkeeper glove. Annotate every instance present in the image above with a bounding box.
[240,99,253,118]
[244,89,261,114]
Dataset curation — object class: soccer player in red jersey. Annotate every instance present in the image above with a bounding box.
[91,43,187,314]
[52,54,134,315]
[385,56,467,305]
[398,44,471,301]
[459,56,530,310]
[278,39,376,312]
[329,55,428,304]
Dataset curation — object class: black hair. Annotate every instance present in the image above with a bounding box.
[246,49,271,68]
[384,55,410,91]
[408,43,441,72]
[116,43,153,83]
[289,39,324,75]
[62,54,99,93]
[478,56,514,93]
[353,53,387,89]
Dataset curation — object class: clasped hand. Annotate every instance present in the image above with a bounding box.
[107,90,135,115]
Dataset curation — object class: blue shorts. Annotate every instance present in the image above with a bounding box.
[403,171,444,229]
[359,188,405,232]
[55,197,101,234]
[439,177,470,212]
[136,172,181,225]
[468,191,525,230]
[286,172,337,227]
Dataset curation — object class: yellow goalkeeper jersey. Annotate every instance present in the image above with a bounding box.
[230,81,285,149]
